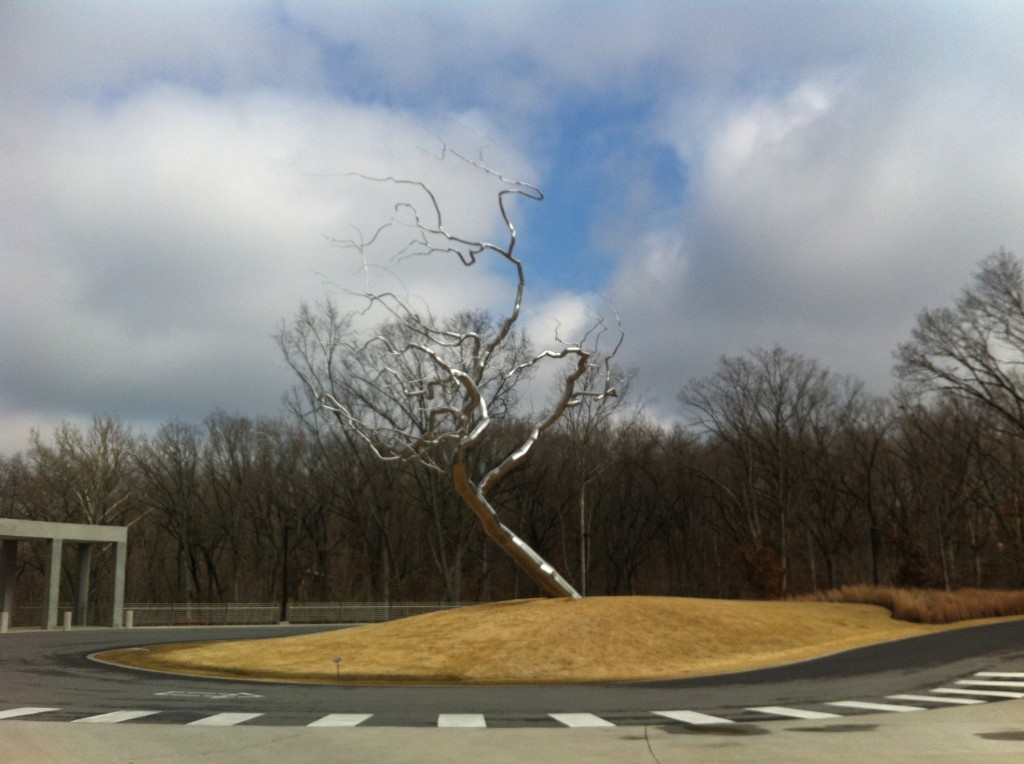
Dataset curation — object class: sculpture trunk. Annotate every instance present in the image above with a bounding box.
[453,464,581,599]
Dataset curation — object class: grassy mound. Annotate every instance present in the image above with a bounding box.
[96,595,1015,685]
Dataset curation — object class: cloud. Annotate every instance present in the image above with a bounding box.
[0,1,322,104]
[4,1,1024,454]
[613,38,1024,415]
[0,78,536,452]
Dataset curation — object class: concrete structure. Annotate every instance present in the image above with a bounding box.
[0,519,127,630]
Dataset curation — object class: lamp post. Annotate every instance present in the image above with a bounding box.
[280,523,296,623]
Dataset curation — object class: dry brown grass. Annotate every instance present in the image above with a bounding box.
[799,586,1024,624]
[96,595,1019,685]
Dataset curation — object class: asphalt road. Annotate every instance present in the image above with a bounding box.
[2,619,1023,727]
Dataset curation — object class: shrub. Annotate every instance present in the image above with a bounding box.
[798,585,1024,624]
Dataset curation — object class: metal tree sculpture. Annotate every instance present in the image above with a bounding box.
[280,154,621,598]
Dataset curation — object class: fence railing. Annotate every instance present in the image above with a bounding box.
[2,601,471,630]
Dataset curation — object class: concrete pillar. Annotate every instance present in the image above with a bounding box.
[41,538,63,630]
[75,543,92,626]
[110,541,127,628]
[1,539,17,617]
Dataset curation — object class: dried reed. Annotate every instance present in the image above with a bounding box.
[800,585,1024,624]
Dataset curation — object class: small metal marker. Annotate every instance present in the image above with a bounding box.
[334,656,342,679]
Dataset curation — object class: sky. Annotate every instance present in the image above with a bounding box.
[3,1,1024,456]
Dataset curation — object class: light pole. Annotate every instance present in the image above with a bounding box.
[280,523,296,623]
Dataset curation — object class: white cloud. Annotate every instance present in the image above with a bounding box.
[4,1,1024,454]
[0,77,538,453]
[0,1,322,104]
[615,48,1024,418]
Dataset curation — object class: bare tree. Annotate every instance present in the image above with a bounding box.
[557,358,636,595]
[27,417,138,526]
[678,346,859,595]
[895,251,1024,587]
[135,421,203,605]
[896,249,1024,438]
[279,154,621,598]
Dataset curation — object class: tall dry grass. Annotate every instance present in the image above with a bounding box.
[800,585,1024,624]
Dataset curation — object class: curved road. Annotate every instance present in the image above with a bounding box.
[2,620,1024,728]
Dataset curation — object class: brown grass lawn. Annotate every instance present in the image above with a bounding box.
[97,595,1023,685]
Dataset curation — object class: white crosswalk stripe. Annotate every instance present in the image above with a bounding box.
[653,710,734,725]
[187,712,263,726]
[73,710,160,723]
[0,707,59,720]
[956,679,1024,689]
[975,672,1024,679]
[438,714,487,728]
[931,687,1024,699]
[549,712,615,727]
[307,713,372,727]
[887,694,985,705]
[747,706,840,720]
[974,667,1024,675]
[827,700,925,713]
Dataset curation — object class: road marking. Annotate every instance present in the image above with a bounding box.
[931,687,1024,699]
[154,691,263,700]
[887,694,985,705]
[653,710,735,725]
[6,665,1023,729]
[956,679,1024,689]
[307,713,372,727]
[187,712,264,726]
[73,710,160,723]
[747,706,841,720]
[827,701,925,713]
[975,672,1024,679]
[0,708,59,720]
[549,712,615,727]
[438,714,486,728]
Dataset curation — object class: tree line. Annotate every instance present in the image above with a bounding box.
[3,251,1024,605]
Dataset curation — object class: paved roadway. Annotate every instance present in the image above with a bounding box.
[2,620,1024,761]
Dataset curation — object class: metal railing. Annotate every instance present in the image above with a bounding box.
[3,601,471,629]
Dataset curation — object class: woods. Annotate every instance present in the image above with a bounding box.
[3,364,1024,607]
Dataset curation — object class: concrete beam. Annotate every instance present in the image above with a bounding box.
[0,518,126,545]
